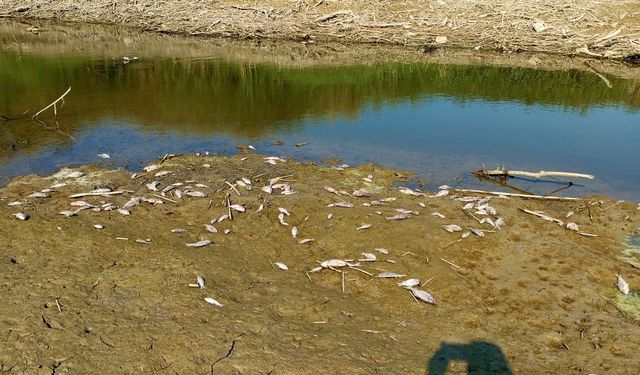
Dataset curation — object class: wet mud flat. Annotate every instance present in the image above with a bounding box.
[0,154,639,374]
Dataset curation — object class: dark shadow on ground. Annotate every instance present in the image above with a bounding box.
[427,341,513,374]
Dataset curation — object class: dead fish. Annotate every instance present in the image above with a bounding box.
[494,217,505,230]
[59,171,84,178]
[202,163,211,168]
[324,186,340,196]
[439,185,451,190]
[398,279,421,289]
[144,164,160,172]
[154,170,172,177]
[278,207,291,216]
[386,214,410,221]
[461,231,471,238]
[566,211,575,218]
[141,197,163,205]
[224,229,231,235]
[197,276,206,289]
[186,191,207,198]
[216,214,229,223]
[434,190,449,198]
[410,288,436,305]
[257,204,264,213]
[136,239,151,244]
[236,180,247,187]
[616,274,630,295]
[146,181,160,191]
[70,200,91,207]
[566,222,580,231]
[327,213,333,220]
[122,197,141,209]
[396,208,418,215]
[398,187,422,196]
[186,240,212,248]
[360,252,377,261]
[291,226,298,238]
[327,202,353,208]
[418,202,426,208]
[444,224,462,233]
[380,198,397,203]
[462,203,474,210]
[261,186,273,194]
[204,224,218,233]
[275,262,289,270]
[130,173,140,179]
[93,224,104,229]
[28,191,49,199]
[352,189,372,197]
[299,238,315,244]
[248,145,255,150]
[357,224,372,231]
[469,228,485,237]
[174,190,183,199]
[171,228,187,233]
[375,248,389,255]
[431,212,446,219]
[97,153,110,159]
[278,213,289,226]
[230,204,246,213]
[378,272,406,279]
[203,297,224,307]
[7,201,24,206]
[320,259,348,268]
[485,206,497,216]
[241,177,251,185]
[13,212,29,221]
[59,210,77,218]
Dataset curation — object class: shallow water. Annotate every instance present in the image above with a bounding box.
[1,22,640,199]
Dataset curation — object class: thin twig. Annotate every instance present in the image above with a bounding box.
[33,87,71,120]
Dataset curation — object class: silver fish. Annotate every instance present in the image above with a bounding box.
[386,214,411,221]
[59,210,77,218]
[352,189,372,197]
[431,212,446,219]
[375,248,389,255]
[566,222,580,231]
[320,259,348,268]
[357,224,372,230]
[186,191,207,197]
[13,212,29,221]
[229,204,245,213]
[434,190,449,198]
[122,197,141,209]
[257,204,264,213]
[197,276,206,289]
[93,224,104,229]
[261,186,273,194]
[398,279,421,289]
[28,192,49,198]
[275,262,288,270]
[97,153,110,159]
[328,202,353,208]
[469,228,485,237]
[616,274,630,295]
[171,228,187,233]
[154,171,172,177]
[7,201,24,206]
[146,181,160,191]
[299,238,315,244]
[494,218,505,230]
[186,240,212,248]
[444,224,462,233]
[360,252,377,261]
[410,288,436,305]
[291,226,298,238]
[204,224,218,233]
[278,207,290,216]
[144,164,160,172]
[462,203,474,210]
[203,297,224,307]
[224,229,231,235]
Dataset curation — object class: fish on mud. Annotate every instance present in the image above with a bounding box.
[410,288,436,305]
[13,213,29,221]
[398,279,421,289]
[197,276,206,289]
[186,240,212,248]
[386,214,411,221]
[357,224,372,231]
[378,272,406,278]
[275,262,289,270]
[203,297,224,307]
[443,224,462,233]
[146,181,160,191]
[616,274,630,295]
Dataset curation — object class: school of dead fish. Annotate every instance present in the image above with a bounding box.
[4,152,636,310]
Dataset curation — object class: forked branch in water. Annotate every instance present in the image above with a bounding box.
[476,168,594,180]
[33,87,71,120]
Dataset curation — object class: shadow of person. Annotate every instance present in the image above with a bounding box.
[427,341,512,375]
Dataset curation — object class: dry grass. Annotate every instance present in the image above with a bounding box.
[1,0,640,58]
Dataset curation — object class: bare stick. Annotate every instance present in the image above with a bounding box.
[33,87,71,120]
[479,169,594,180]
[69,190,127,198]
[341,271,346,294]
[225,181,241,196]
[348,266,373,276]
[519,208,564,226]
[601,200,623,212]
[440,258,461,269]
[453,189,581,201]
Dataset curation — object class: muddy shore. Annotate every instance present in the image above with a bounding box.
[1,153,639,373]
[1,0,640,62]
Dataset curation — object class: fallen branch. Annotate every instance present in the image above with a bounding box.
[69,190,127,198]
[478,169,594,180]
[519,208,563,226]
[315,10,352,23]
[33,87,71,120]
[453,188,581,201]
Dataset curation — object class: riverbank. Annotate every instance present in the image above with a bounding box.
[1,153,639,373]
[1,0,640,63]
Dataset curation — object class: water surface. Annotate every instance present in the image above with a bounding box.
[1,26,640,199]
